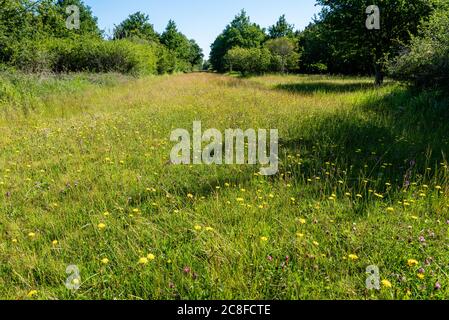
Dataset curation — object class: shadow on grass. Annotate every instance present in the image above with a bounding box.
[278,85,449,206]
[125,166,257,209]
[129,80,449,212]
[276,81,376,94]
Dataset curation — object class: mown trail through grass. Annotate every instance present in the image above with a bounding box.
[1,73,448,300]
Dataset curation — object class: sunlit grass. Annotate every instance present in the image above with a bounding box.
[0,72,448,300]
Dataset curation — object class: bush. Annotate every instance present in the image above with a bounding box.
[10,37,160,75]
[388,9,449,89]
[307,63,328,74]
[10,40,57,73]
[156,46,177,74]
[265,37,299,73]
[224,47,271,75]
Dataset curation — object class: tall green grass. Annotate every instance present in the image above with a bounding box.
[0,73,448,300]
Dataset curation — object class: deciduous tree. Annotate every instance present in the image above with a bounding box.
[113,12,159,43]
[210,10,266,72]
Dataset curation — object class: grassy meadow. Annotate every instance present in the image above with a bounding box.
[1,72,449,300]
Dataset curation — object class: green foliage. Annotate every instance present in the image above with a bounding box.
[11,37,159,75]
[308,63,328,74]
[160,20,204,72]
[160,20,190,60]
[188,39,204,70]
[265,37,299,73]
[53,0,102,37]
[0,0,37,62]
[9,38,56,73]
[225,47,271,75]
[211,13,301,74]
[156,45,177,74]
[210,10,267,72]
[0,0,100,64]
[388,8,449,89]
[268,14,295,39]
[202,60,212,71]
[113,12,159,43]
[0,1,200,75]
[300,0,442,83]
[5,0,102,39]
[297,22,330,74]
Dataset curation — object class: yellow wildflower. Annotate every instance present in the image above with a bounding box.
[348,254,359,261]
[27,290,38,298]
[407,259,419,267]
[147,254,155,261]
[97,223,106,230]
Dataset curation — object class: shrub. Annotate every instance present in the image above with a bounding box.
[10,37,160,75]
[388,9,449,89]
[225,47,271,75]
[265,37,299,73]
[9,40,56,73]
[156,46,177,74]
[307,63,328,74]
[51,37,160,75]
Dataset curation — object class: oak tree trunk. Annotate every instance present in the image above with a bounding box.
[374,64,384,86]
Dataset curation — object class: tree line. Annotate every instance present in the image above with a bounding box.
[210,12,299,75]
[209,1,449,88]
[1,0,447,89]
[0,0,203,75]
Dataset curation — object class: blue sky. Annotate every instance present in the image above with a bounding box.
[83,0,321,57]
